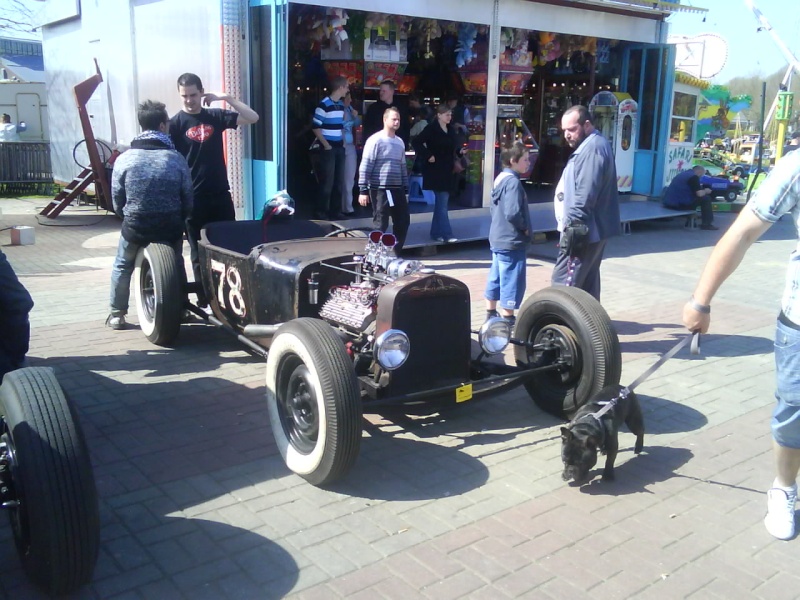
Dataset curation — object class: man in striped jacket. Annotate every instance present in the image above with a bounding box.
[358,107,410,253]
[311,76,349,219]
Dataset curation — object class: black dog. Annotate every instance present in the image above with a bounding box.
[560,384,645,484]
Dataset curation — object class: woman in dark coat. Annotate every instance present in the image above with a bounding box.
[412,104,462,242]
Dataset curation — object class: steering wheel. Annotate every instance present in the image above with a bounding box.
[323,225,373,238]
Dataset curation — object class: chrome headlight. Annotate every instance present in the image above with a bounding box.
[374,329,410,370]
[478,317,511,354]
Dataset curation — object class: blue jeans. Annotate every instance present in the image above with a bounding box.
[110,237,182,315]
[772,318,800,448]
[430,191,453,239]
[484,248,527,311]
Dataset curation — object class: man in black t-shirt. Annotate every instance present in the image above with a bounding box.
[169,72,259,305]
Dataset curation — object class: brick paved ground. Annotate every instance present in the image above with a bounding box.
[1,197,798,599]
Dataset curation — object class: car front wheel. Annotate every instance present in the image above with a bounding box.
[0,367,99,595]
[514,286,621,420]
[134,243,183,346]
[725,189,738,202]
[266,318,362,486]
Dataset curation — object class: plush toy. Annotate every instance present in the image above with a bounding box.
[455,22,478,68]
[326,8,348,50]
[538,31,561,64]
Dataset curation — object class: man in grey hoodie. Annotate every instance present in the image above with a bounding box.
[484,141,532,325]
[107,100,193,330]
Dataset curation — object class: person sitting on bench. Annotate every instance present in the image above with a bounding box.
[662,165,717,231]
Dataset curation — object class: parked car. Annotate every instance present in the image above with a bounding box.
[132,214,622,486]
[700,173,745,202]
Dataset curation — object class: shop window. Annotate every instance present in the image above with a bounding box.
[670,118,694,143]
[249,5,274,162]
[669,91,697,143]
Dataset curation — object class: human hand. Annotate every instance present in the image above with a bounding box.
[428,156,435,163]
[358,194,370,206]
[323,143,332,150]
[202,92,228,106]
[682,302,710,334]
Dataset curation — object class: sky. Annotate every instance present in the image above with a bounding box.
[666,0,800,83]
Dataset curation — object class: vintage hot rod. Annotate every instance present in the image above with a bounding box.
[132,216,621,486]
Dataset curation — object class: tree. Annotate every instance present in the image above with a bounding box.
[0,0,36,38]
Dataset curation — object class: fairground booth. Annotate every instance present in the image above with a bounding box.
[39,0,706,218]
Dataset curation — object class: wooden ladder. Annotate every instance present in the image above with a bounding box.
[39,168,100,218]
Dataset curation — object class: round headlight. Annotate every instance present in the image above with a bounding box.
[374,329,410,370]
[479,317,511,354]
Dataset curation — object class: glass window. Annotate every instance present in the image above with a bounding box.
[670,118,694,143]
[673,92,697,118]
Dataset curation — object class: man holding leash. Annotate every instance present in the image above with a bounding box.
[684,150,800,540]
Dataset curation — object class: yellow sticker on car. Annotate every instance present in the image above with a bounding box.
[455,384,473,403]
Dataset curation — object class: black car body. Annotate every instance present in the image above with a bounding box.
[133,218,621,485]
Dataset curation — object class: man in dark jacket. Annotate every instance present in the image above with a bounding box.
[663,165,716,230]
[484,141,532,325]
[552,105,620,301]
[0,249,33,381]
[108,100,193,330]
[363,80,409,145]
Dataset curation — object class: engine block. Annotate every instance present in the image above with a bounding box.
[319,284,378,330]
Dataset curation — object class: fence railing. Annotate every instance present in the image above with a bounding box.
[0,142,53,195]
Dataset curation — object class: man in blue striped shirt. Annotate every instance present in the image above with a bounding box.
[312,76,349,219]
[358,107,410,253]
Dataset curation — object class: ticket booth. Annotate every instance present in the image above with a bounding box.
[589,91,638,192]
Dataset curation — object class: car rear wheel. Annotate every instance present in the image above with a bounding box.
[266,318,362,486]
[0,367,99,595]
[134,243,182,346]
[514,286,621,420]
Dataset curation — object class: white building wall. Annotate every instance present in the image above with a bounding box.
[42,0,224,185]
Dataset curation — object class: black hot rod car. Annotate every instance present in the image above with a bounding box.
[131,216,621,486]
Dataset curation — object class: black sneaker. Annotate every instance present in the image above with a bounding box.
[700,224,719,231]
[486,309,500,321]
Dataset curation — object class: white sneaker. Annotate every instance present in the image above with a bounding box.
[446,237,458,243]
[764,484,797,540]
[105,314,126,330]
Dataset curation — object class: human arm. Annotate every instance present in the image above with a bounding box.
[178,156,194,220]
[202,92,259,125]
[358,137,376,205]
[682,207,771,333]
[111,164,126,218]
[688,174,713,198]
[566,145,603,224]
[411,124,432,163]
[501,179,529,233]
[311,102,332,150]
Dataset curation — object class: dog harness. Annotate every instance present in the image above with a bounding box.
[569,333,701,441]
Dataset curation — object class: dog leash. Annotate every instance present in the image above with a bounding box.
[590,332,701,420]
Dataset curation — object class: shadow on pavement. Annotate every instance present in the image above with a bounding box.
[637,394,709,434]
[577,446,694,496]
[620,333,773,358]
[0,353,300,600]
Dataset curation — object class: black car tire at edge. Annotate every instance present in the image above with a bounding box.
[0,367,99,595]
[514,286,621,420]
[725,189,738,202]
[134,243,182,346]
[266,318,362,486]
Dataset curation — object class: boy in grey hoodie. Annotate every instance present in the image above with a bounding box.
[484,141,532,325]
